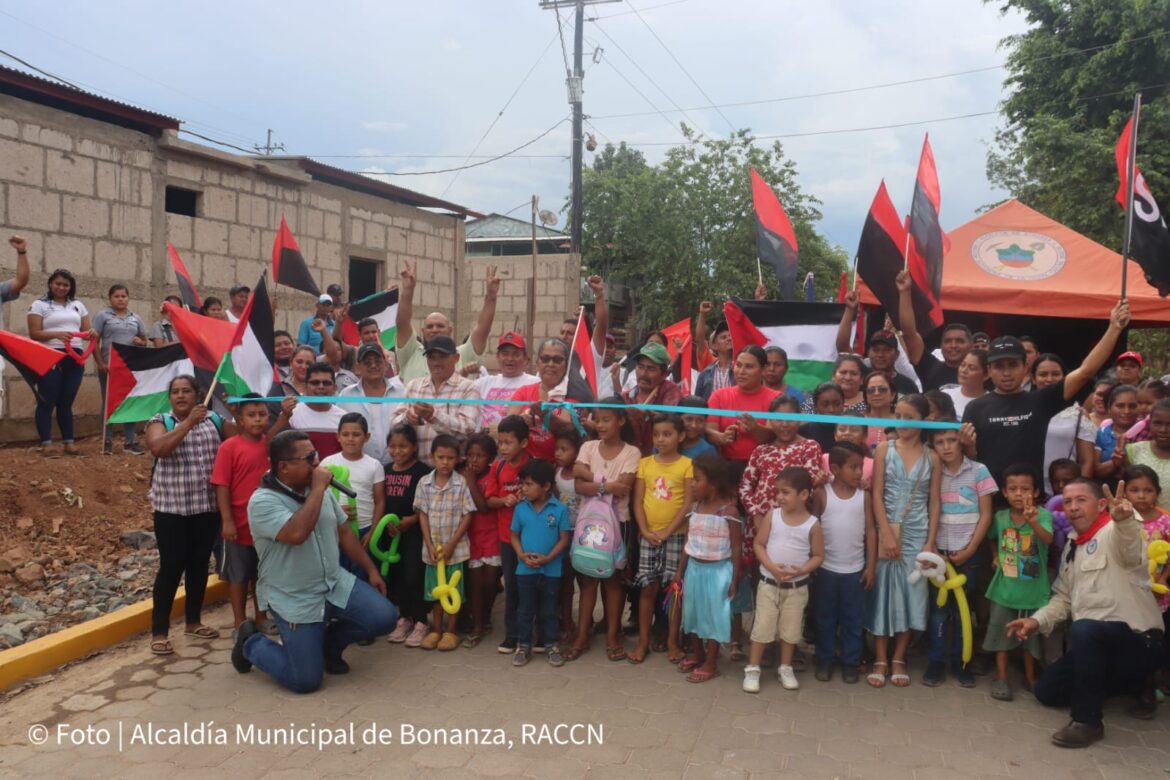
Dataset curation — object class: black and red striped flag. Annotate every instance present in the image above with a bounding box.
[272,216,321,296]
[857,180,911,329]
[906,135,946,334]
[167,242,201,311]
[555,307,598,403]
[750,167,800,299]
[0,330,66,399]
[1115,112,1170,297]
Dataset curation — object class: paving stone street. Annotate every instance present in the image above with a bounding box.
[0,601,1167,779]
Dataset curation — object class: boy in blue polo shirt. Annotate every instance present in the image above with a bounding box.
[510,458,572,668]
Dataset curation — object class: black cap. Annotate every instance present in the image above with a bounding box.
[229,284,250,295]
[423,335,458,355]
[869,330,898,348]
[326,283,343,297]
[987,336,1026,364]
[357,344,384,362]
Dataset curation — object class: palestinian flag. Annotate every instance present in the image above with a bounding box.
[725,299,843,392]
[906,135,946,334]
[0,330,65,398]
[217,273,278,397]
[857,180,912,330]
[106,343,193,423]
[339,288,398,348]
[751,167,800,299]
[164,302,235,372]
[1115,111,1170,296]
[556,306,597,402]
[167,242,201,311]
[272,216,320,296]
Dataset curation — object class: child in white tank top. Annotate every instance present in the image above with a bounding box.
[743,466,824,694]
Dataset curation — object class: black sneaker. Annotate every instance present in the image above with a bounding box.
[952,663,976,688]
[814,660,833,682]
[497,638,517,654]
[324,655,350,675]
[922,661,946,687]
[842,666,859,684]
[231,619,257,673]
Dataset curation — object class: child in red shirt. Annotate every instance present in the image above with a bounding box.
[463,433,499,648]
[484,415,531,653]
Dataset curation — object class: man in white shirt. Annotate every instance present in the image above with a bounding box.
[281,362,346,460]
[476,331,537,430]
[226,284,249,324]
[339,344,405,464]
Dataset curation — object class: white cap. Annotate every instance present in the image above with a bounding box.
[317,294,333,305]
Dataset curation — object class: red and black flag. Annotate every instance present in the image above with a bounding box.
[0,330,66,398]
[1115,112,1170,297]
[162,301,235,373]
[750,167,800,299]
[906,135,946,333]
[555,307,598,403]
[857,181,911,328]
[167,242,201,311]
[272,216,321,297]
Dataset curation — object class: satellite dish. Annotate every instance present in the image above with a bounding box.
[538,209,558,226]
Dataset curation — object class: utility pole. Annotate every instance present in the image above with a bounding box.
[255,129,285,156]
[540,0,618,258]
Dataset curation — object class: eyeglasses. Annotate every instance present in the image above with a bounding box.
[538,354,567,365]
[307,379,335,387]
[866,386,891,394]
[282,450,319,464]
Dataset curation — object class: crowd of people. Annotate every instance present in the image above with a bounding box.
[3,234,1169,748]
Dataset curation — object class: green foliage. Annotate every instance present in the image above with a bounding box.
[986,0,1170,248]
[575,127,848,336]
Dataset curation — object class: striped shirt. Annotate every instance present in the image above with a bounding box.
[147,413,221,515]
[684,503,739,562]
[414,470,476,564]
[937,456,997,552]
[391,373,482,466]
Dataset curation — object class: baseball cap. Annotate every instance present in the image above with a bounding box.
[317,294,333,305]
[326,283,343,297]
[423,335,458,355]
[987,336,1026,363]
[638,342,671,367]
[1116,350,1143,367]
[229,284,250,296]
[497,331,527,351]
[869,330,898,349]
[605,333,616,344]
[357,344,384,362]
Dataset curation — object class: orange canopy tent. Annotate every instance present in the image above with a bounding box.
[858,198,1170,327]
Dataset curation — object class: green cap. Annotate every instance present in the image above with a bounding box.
[638,342,671,367]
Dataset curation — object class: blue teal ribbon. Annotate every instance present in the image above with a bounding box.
[229,394,961,430]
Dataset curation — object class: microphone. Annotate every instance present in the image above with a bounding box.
[330,478,357,499]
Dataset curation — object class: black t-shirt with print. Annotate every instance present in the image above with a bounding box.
[913,351,959,392]
[962,380,1068,489]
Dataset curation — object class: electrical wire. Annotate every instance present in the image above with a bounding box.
[625,0,736,133]
[553,4,573,79]
[178,128,259,155]
[439,30,560,198]
[584,35,688,138]
[589,0,693,20]
[361,116,570,176]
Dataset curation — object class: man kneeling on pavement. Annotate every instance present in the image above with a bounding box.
[231,430,395,692]
[1008,478,1165,748]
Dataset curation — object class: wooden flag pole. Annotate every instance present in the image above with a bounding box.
[850,254,859,291]
[1120,92,1142,305]
[901,215,912,272]
[756,257,764,286]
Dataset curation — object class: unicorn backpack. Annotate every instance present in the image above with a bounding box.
[570,493,626,578]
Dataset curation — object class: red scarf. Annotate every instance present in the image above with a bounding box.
[1073,509,1112,546]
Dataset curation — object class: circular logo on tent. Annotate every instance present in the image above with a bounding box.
[971,231,1067,281]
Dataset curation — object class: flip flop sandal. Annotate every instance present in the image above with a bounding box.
[687,668,720,683]
[184,625,220,640]
[678,658,702,673]
[668,652,686,664]
[606,645,628,662]
[461,634,484,649]
[626,652,646,665]
[651,637,668,653]
[867,661,888,688]
[150,639,174,656]
[562,645,590,662]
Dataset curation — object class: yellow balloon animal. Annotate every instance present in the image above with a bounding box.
[909,551,974,666]
[431,544,462,615]
[1148,540,1170,596]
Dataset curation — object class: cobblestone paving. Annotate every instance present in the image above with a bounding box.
[0,602,1167,778]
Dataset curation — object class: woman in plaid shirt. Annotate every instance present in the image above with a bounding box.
[144,375,233,656]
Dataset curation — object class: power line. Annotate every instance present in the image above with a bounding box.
[360,116,570,176]
[440,30,560,197]
[625,0,736,133]
[589,0,693,20]
[178,128,261,155]
[592,28,1170,121]
[553,4,573,78]
[585,35,688,138]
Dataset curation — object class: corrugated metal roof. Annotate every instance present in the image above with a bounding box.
[466,213,567,241]
[0,63,180,134]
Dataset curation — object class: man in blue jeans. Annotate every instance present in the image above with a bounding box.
[231,430,395,693]
[1007,479,1164,748]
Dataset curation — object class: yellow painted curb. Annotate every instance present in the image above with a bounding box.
[0,576,229,691]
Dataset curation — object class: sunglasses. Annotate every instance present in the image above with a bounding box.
[866,385,891,394]
[307,379,335,387]
[538,354,567,365]
[283,450,319,464]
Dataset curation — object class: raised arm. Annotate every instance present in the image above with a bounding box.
[395,260,417,350]
[1063,301,1130,401]
[7,236,30,295]
[587,275,607,357]
[468,265,500,356]
[836,291,859,353]
[694,300,712,364]
[894,270,924,363]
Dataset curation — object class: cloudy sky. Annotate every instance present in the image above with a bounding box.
[1,0,1030,253]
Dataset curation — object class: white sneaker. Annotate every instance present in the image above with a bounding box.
[742,664,761,694]
[387,617,413,643]
[778,664,799,690]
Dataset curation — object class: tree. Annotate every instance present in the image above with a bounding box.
[576,127,848,337]
[986,0,1170,248]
